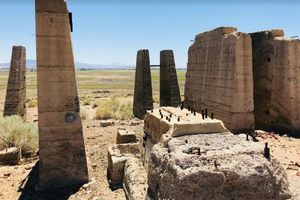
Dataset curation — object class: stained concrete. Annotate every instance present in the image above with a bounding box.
[250,30,300,136]
[184,27,254,133]
[160,50,181,107]
[148,133,291,200]
[36,0,88,189]
[3,46,26,120]
[133,49,153,119]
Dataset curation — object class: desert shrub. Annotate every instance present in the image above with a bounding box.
[94,98,133,120]
[82,98,92,106]
[0,116,38,157]
[94,98,120,120]
[115,102,133,120]
[27,98,37,108]
[80,108,89,120]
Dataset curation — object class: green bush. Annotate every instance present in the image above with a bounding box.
[94,98,133,120]
[0,116,38,157]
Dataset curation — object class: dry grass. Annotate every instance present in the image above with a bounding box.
[94,98,133,120]
[0,116,38,157]
[80,107,89,120]
[27,98,37,108]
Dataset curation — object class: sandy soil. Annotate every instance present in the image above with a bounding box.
[0,107,299,200]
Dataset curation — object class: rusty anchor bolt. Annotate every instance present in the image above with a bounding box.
[205,108,208,118]
[264,142,270,160]
[211,113,214,119]
[246,133,249,141]
[202,110,205,120]
[178,117,180,122]
[151,109,153,113]
[198,148,201,156]
[194,110,196,116]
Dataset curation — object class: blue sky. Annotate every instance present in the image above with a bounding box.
[0,0,299,67]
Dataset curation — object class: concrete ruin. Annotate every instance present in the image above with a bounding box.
[250,30,300,136]
[108,107,291,199]
[133,49,153,119]
[36,0,89,189]
[3,46,26,120]
[133,49,181,119]
[160,50,181,107]
[144,107,291,200]
[184,27,254,133]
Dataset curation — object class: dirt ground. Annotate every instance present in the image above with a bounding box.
[0,106,299,200]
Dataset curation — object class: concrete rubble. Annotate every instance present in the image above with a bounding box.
[108,107,292,200]
[0,147,21,165]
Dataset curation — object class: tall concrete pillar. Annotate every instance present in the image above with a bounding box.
[160,50,181,107]
[133,49,153,119]
[3,46,26,120]
[36,0,89,189]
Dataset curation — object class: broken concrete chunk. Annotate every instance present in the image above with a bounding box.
[107,143,140,185]
[117,130,137,144]
[147,134,292,200]
[0,147,21,165]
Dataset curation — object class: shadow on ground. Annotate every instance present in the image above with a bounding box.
[18,161,82,200]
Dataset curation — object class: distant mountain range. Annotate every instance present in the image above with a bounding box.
[0,59,187,70]
[0,59,135,70]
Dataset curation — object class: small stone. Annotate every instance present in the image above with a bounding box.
[295,162,300,167]
[100,120,114,127]
[296,172,300,176]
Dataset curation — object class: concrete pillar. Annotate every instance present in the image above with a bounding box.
[3,46,26,120]
[36,0,89,189]
[250,30,300,137]
[133,49,153,119]
[160,50,181,107]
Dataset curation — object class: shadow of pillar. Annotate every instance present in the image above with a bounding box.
[18,161,83,200]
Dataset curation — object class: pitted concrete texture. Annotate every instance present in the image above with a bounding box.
[133,49,153,119]
[144,107,229,144]
[123,158,148,200]
[36,0,88,189]
[107,143,140,185]
[160,50,181,107]
[250,30,300,136]
[147,133,292,200]
[3,46,26,120]
[184,27,254,133]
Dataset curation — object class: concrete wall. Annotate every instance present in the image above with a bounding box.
[184,27,254,133]
[36,0,89,189]
[160,50,181,107]
[133,49,153,119]
[3,46,26,120]
[250,30,300,136]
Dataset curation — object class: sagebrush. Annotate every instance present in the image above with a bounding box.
[0,116,38,157]
[94,98,133,120]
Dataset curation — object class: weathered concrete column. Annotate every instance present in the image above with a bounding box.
[36,0,89,189]
[160,50,181,107]
[250,30,300,136]
[3,46,26,120]
[133,49,153,119]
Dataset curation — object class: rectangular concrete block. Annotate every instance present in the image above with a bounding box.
[250,30,300,136]
[116,130,137,144]
[184,27,254,133]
